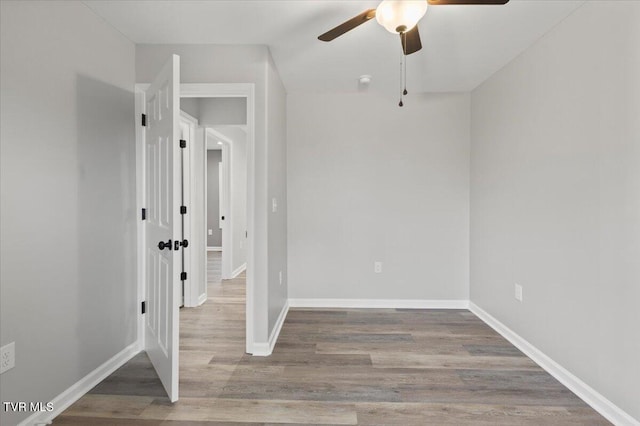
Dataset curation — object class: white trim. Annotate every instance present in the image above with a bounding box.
[469,302,640,426]
[180,112,197,308]
[180,110,198,126]
[206,246,222,252]
[198,293,207,306]
[231,262,247,279]
[252,300,289,357]
[20,343,139,426]
[180,83,255,98]
[134,86,146,352]
[288,299,469,309]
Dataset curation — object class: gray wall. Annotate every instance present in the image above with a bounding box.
[207,150,222,247]
[200,98,247,126]
[180,97,200,119]
[137,44,287,345]
[181,97,246,126]
[266,52,288,330]
[287,92,470,301]
[470,1,640,421]
[0,2,136,425]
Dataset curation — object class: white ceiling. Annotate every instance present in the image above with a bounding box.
[83,0,585,94]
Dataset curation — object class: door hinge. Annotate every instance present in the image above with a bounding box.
[180,272,187,281]
[141,208,147,220]
[141,114,146,127]
[179,139,186,148]
[141,301,146,314]
[180,205,187,215]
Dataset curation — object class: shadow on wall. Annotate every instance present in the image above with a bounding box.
[76,75,137,375]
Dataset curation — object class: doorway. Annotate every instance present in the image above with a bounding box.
[204,126,247,282]
[135,82,258,399]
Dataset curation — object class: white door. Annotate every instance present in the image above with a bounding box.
[144,54,180,402]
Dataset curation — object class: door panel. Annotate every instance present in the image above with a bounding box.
[144,54,180,403]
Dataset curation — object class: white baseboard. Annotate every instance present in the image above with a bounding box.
[469,302,639,426]
[252,300,289,357]
[288,298,469,309]
[20,342,140,426]
[206,246,222,252]
[231,262,247,279]
[198,292,207,306]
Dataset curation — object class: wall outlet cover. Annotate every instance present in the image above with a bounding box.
[515,283,523,302]
[374,262,382,273]
[0,342,15,374]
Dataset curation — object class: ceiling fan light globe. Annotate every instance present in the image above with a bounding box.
[375,0,428,34]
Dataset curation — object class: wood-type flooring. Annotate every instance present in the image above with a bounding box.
[54,252,608,425]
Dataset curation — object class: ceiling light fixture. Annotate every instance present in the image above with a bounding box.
[375,1,428,106]
[375,0,428,34]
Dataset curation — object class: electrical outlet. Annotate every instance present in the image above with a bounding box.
[374,262,382,273]
[208,229,213,236]
[1,342,15,374]
[279,271,283,285]
[272,197,278,213]
[515,283,523,302]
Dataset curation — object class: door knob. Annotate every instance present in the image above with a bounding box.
[158,239,172,250]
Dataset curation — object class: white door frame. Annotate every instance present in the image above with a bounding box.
[205,128,233,280]
[136,83,257,355]
[179,111,198,307]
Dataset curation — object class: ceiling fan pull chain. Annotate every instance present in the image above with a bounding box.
[403,32,408,96]
[399,59,404,107]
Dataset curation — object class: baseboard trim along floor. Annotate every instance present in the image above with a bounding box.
[231,263,247,279]
[288,298,469,309]
[19,341,139,426]
[252,300,290,356]
[469,302,639,426]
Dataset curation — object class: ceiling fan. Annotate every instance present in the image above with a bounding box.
[318,0,510,106]
[318,0,510,55]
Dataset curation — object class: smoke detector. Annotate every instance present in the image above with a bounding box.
[359,75,372,85]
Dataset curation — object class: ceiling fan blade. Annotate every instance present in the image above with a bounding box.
[318,9,377,42]
[401,26,422,55]
[428,0,509,4]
